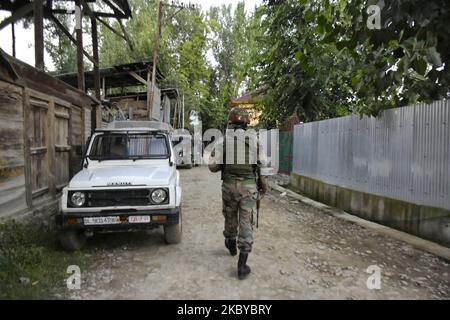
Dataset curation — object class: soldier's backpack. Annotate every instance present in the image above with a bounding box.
[222,132,258,177]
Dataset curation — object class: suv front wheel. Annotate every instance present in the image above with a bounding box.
[59,229,87,251]
[164,210,182,244]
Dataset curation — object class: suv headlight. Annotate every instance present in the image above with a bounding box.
[151,188,167,204]
[71,192,86,207]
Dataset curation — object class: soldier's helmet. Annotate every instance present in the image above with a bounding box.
[227,107,250,127]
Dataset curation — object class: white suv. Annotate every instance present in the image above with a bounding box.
[56,121,182,251]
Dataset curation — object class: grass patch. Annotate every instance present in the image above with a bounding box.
[0,220,91,299]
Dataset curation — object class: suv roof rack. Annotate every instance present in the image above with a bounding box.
[100,121,174,132]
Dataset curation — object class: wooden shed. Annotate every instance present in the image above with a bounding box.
[0,49,97,219]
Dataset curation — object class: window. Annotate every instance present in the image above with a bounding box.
[89,133,169,160]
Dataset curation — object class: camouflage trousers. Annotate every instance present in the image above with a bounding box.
[222,177,258,253]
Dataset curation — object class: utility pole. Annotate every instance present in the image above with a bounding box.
[147,0,163,120]
[11,22,16,57]
[34,0,44,70]
[147,0,198,122]
[75,0,85,92]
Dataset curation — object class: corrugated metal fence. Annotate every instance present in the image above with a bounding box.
[293,99,450,210]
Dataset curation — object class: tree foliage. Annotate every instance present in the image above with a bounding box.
[44,14,77,74]
[42,0,450,127]
[98,0,259,129]
[255,0,450,123]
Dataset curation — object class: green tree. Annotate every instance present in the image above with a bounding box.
[44,14,76,74]
[99,0,217,128]
[254,0,450,123]
[205,2,263,127]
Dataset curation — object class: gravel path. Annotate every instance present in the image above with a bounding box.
[69,166,450,299]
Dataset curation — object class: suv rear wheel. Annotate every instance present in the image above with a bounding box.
[164,210,182,244]
[59,229,87,251]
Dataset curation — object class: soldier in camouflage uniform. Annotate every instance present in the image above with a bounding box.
[208,107,268,280]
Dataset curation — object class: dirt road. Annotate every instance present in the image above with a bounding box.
[70,166,450,299]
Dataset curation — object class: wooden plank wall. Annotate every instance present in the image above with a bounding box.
[54,102,71,191]
[84,106,91,139]
[0,83,89,218]
[0,80,27,215]
[28,93,50,199]
[69,105,84,177]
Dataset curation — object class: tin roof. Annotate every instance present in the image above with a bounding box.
[0,48,98,106]
[55,61,164,91]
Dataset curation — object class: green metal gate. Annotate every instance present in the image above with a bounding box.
[279,130,293,174]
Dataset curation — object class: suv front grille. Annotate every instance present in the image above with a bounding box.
[69,189,169,207]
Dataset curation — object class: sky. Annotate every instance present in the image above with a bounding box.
[0,0,263,71]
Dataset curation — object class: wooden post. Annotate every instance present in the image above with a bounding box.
[173,99,178,129]
[102,77,106,100]
[75,0,85,92]
[147,68,151,119]
[182,93,185,128]
[34,0,44,70]
[22,89,32,207]
[68,106,73,177]
[48,98,56,199]
[91,17,101,129]
[148,0,163,119]
[11,22,16,57]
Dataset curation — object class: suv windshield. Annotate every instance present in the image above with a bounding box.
[88,132,169,160]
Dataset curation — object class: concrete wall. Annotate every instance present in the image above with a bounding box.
[290,173,450,247]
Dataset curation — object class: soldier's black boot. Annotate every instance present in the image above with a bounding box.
[225,238,237,256]
[237,252,251,280]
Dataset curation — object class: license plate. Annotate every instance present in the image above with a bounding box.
[83,216,120,225]
[128,215,151,223]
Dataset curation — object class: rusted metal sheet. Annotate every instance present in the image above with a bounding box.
[293,99,450,210]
